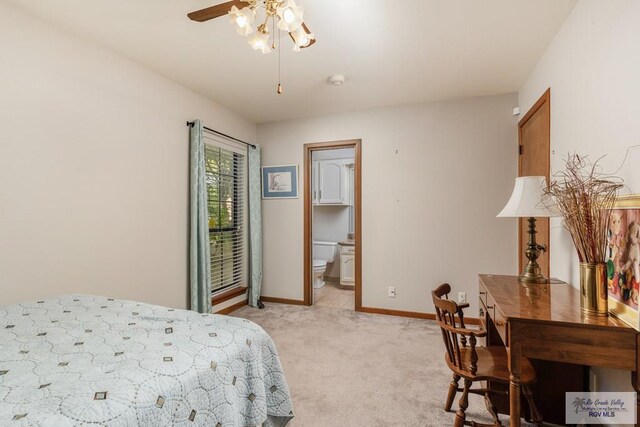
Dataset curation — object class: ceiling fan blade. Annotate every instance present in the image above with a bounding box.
[289,23,316,48]
[187,0,247,22]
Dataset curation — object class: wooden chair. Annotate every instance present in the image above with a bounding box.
[431,283,542,427]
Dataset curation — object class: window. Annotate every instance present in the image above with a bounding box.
[204,138,247,295]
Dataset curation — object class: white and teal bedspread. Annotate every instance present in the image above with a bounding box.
[0,295,294,426]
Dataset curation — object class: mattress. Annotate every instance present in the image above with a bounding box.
[0,295,294,426]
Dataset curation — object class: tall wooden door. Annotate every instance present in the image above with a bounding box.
[518,89,550,276]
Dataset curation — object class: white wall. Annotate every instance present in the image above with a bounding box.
[519,0,640,402]
[313,206,349,279]
[312,148,354,278]
[258,94,519,314]
[313,206,351,245]
[0,2,255,310]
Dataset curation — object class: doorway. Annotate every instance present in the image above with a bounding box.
[303,140,362,309]
[518,89,551,276]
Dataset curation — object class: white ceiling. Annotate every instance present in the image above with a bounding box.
[8,0,576,123]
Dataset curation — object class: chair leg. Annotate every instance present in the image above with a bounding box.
[522,385,543,426]
[483,392,501,426]
[445,374,461,412]
[454,379,472,427]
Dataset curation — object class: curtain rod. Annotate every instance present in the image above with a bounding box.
[186,121,256,149]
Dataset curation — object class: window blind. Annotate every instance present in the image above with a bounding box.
[204,138,247,294]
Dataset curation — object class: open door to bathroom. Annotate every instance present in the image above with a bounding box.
[303,140,362,309]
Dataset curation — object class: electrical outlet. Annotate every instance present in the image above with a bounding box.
[457,292,467,304]
[388,287,396,298]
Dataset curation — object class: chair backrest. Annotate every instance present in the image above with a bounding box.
[431,283,477,373]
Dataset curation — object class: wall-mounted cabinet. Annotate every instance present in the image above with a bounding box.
[312,159,353,206]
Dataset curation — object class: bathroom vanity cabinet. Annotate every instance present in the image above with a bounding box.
[312,159,352,206]
[340,244,355,286]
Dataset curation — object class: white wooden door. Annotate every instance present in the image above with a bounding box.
[318,160,344,204]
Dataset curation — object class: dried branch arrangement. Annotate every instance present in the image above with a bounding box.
[544,154,623,263]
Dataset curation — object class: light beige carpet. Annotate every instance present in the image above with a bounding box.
[233,303,537,427]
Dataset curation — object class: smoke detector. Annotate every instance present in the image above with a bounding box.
[327,74,346,86]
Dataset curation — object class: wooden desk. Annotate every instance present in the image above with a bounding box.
[479,274,639,427]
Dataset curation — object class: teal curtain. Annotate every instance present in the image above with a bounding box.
[248,145,263,307]
[189,120,212,313]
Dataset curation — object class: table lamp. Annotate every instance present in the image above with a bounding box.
[498,176,557,284]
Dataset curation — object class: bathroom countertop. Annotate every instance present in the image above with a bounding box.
[338,240,355,246]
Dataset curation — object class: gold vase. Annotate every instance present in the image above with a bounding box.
[579,262,608,317]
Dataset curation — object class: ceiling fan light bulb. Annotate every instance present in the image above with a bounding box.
[291,26,314,51]
[283,8,295,24]
[229,6,256,36]
[277,0,304,32]
[248,32,272,54]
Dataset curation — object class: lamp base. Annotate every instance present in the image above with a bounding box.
[518,217,549,285]
[518,271,549,285]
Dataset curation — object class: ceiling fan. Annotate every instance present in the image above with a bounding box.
[187,0,316,54]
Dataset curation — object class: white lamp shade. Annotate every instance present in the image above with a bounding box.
[291,26,315,51]
[277,0,304,32]
[229,6,255,37]
[497,176,556,218]
[248,31,271,54]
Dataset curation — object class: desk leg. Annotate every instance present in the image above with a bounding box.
[509,375,522,426]
[509,325,522,427]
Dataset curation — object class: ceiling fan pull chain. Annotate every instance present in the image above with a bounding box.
[271,14,276,50]
[277,28,283,94]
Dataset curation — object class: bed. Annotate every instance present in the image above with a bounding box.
[0,295,294,426]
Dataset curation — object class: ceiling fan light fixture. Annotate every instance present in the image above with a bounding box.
[283,9,295,23]
[188,0,317,93]
[248,28,271,54]
[291,25,314,51]
[229,5,256,36]
[276,0,304,32]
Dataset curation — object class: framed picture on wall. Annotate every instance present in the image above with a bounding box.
[262,165,298,199]
[607,194,640,330]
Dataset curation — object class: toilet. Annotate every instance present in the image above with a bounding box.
[313,241,338,289]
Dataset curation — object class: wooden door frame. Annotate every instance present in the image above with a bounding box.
[303,139,362,309]
[517,88,551,273]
